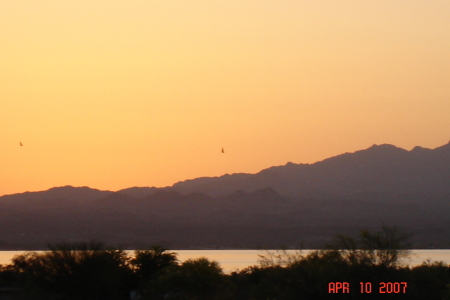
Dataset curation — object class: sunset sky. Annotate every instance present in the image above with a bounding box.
[2,1,450,196]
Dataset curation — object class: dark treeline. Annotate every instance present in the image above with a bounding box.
[0,227,449,300]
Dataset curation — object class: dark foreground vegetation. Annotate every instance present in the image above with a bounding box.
[0,227,449,300]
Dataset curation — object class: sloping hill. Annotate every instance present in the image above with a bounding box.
[1,142,449,249]
[171,143,450,198]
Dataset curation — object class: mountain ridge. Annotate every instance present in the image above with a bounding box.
[2,142,449,199]
[169,142,450,198]
[1,142,449,249]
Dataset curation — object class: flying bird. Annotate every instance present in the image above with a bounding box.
[221,148,224,153]
[20,142,23,146]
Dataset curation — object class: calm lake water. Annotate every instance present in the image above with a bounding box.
[1,250,449,273]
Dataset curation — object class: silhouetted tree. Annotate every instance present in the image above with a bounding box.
[326,226,411,267]
[154,257,227,300]
[410,260,450,299]
[10,241,133,300]
[131,246,178,296]
[1,231,448,300]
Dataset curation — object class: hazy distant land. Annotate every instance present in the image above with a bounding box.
[1,142,449,250]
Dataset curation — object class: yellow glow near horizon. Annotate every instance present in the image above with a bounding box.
[1,1,450,195]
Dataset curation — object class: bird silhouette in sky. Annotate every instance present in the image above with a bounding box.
[20,142,23,146]
[222,148,224,153]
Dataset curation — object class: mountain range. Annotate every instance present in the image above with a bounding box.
[1,142,449,250]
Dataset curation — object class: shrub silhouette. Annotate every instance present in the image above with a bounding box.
[130,246,178,297]
[154,257,227,300]
[10,241,133,300]
[326,226,411,267]
[0,227,448,300]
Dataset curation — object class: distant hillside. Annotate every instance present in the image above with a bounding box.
[170,142,450,198]
[0,142,449,250]
[0,186,112,205]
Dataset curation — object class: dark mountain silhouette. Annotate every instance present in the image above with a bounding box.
[0,142,449,250]
[170,142,450,198]
[0,186,112,206]
[117,186,160,198]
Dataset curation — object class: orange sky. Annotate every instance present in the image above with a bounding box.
[2,1,450,196]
